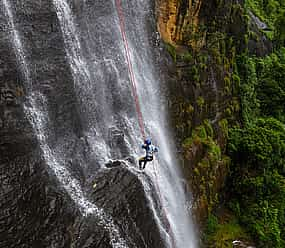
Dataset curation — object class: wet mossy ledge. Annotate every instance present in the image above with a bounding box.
[157,0,284,246]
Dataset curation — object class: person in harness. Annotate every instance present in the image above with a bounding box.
[139,139,158,170]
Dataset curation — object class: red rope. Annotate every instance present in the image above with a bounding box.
[115,0,145,140]
[115,1,176,247]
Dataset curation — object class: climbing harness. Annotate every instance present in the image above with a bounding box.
[114,0,176,247]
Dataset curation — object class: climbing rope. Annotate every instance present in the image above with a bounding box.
[114,0,176,247]
[115,0,145,140]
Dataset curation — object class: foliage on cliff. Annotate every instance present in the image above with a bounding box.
[159,0,284,246]
[224,0,285,247]
[227,50,285,247]
[161,0,245,225]
[158,3,249,238]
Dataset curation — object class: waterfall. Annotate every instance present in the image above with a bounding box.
[3,0,197,246]
[52,0,111,165]
[2,0,128,247]
[53,0,197,246]
[113,0,198,247]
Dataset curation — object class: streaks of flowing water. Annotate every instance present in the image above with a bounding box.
[52,0,111,162]
[2,0,31,84]
[27,93,128,248]
[3,0,128,247]
[113,0,198,246]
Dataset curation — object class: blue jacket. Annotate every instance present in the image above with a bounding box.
[142,144,158,158]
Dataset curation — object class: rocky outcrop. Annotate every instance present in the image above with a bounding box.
[247,11,272,56]
[157,0,204,50]
[89,164,165,248]
[1,147,164,248]
[1,147,77,247]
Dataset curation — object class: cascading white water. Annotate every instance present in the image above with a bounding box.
[113,1,198,247]
[52,0,197,246]
[3,0,197,246]
[25,95,129,248]
[130,37,198,248]
[2,0,31,83]
[52,0,111,165]
[3,0,128,247]
[134,51,198,247]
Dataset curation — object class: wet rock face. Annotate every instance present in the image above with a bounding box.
[89,166,165,248]
[0,1,77,246]
[0,0,164,247]
[1,150,163,248]
[1,153,77,248]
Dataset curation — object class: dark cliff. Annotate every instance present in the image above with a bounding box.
[0,1,164,247]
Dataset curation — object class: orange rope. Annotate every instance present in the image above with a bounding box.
[115,0,145,140]
[114,1,176,246]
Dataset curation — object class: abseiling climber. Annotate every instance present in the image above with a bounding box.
[139,139,158,170]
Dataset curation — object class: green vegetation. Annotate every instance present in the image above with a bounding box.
[245,0,285,41]
[165,43,177,62]
[245,0,285,28]
[228,118,285,247]
[202,1,285,247]
[225,1,285,246]
[256,51,285,121]
[164,1,285,246]
[183,120,230,214]
[205,214,249,247]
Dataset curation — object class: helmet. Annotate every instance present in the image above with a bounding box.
[144,139,151,145]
